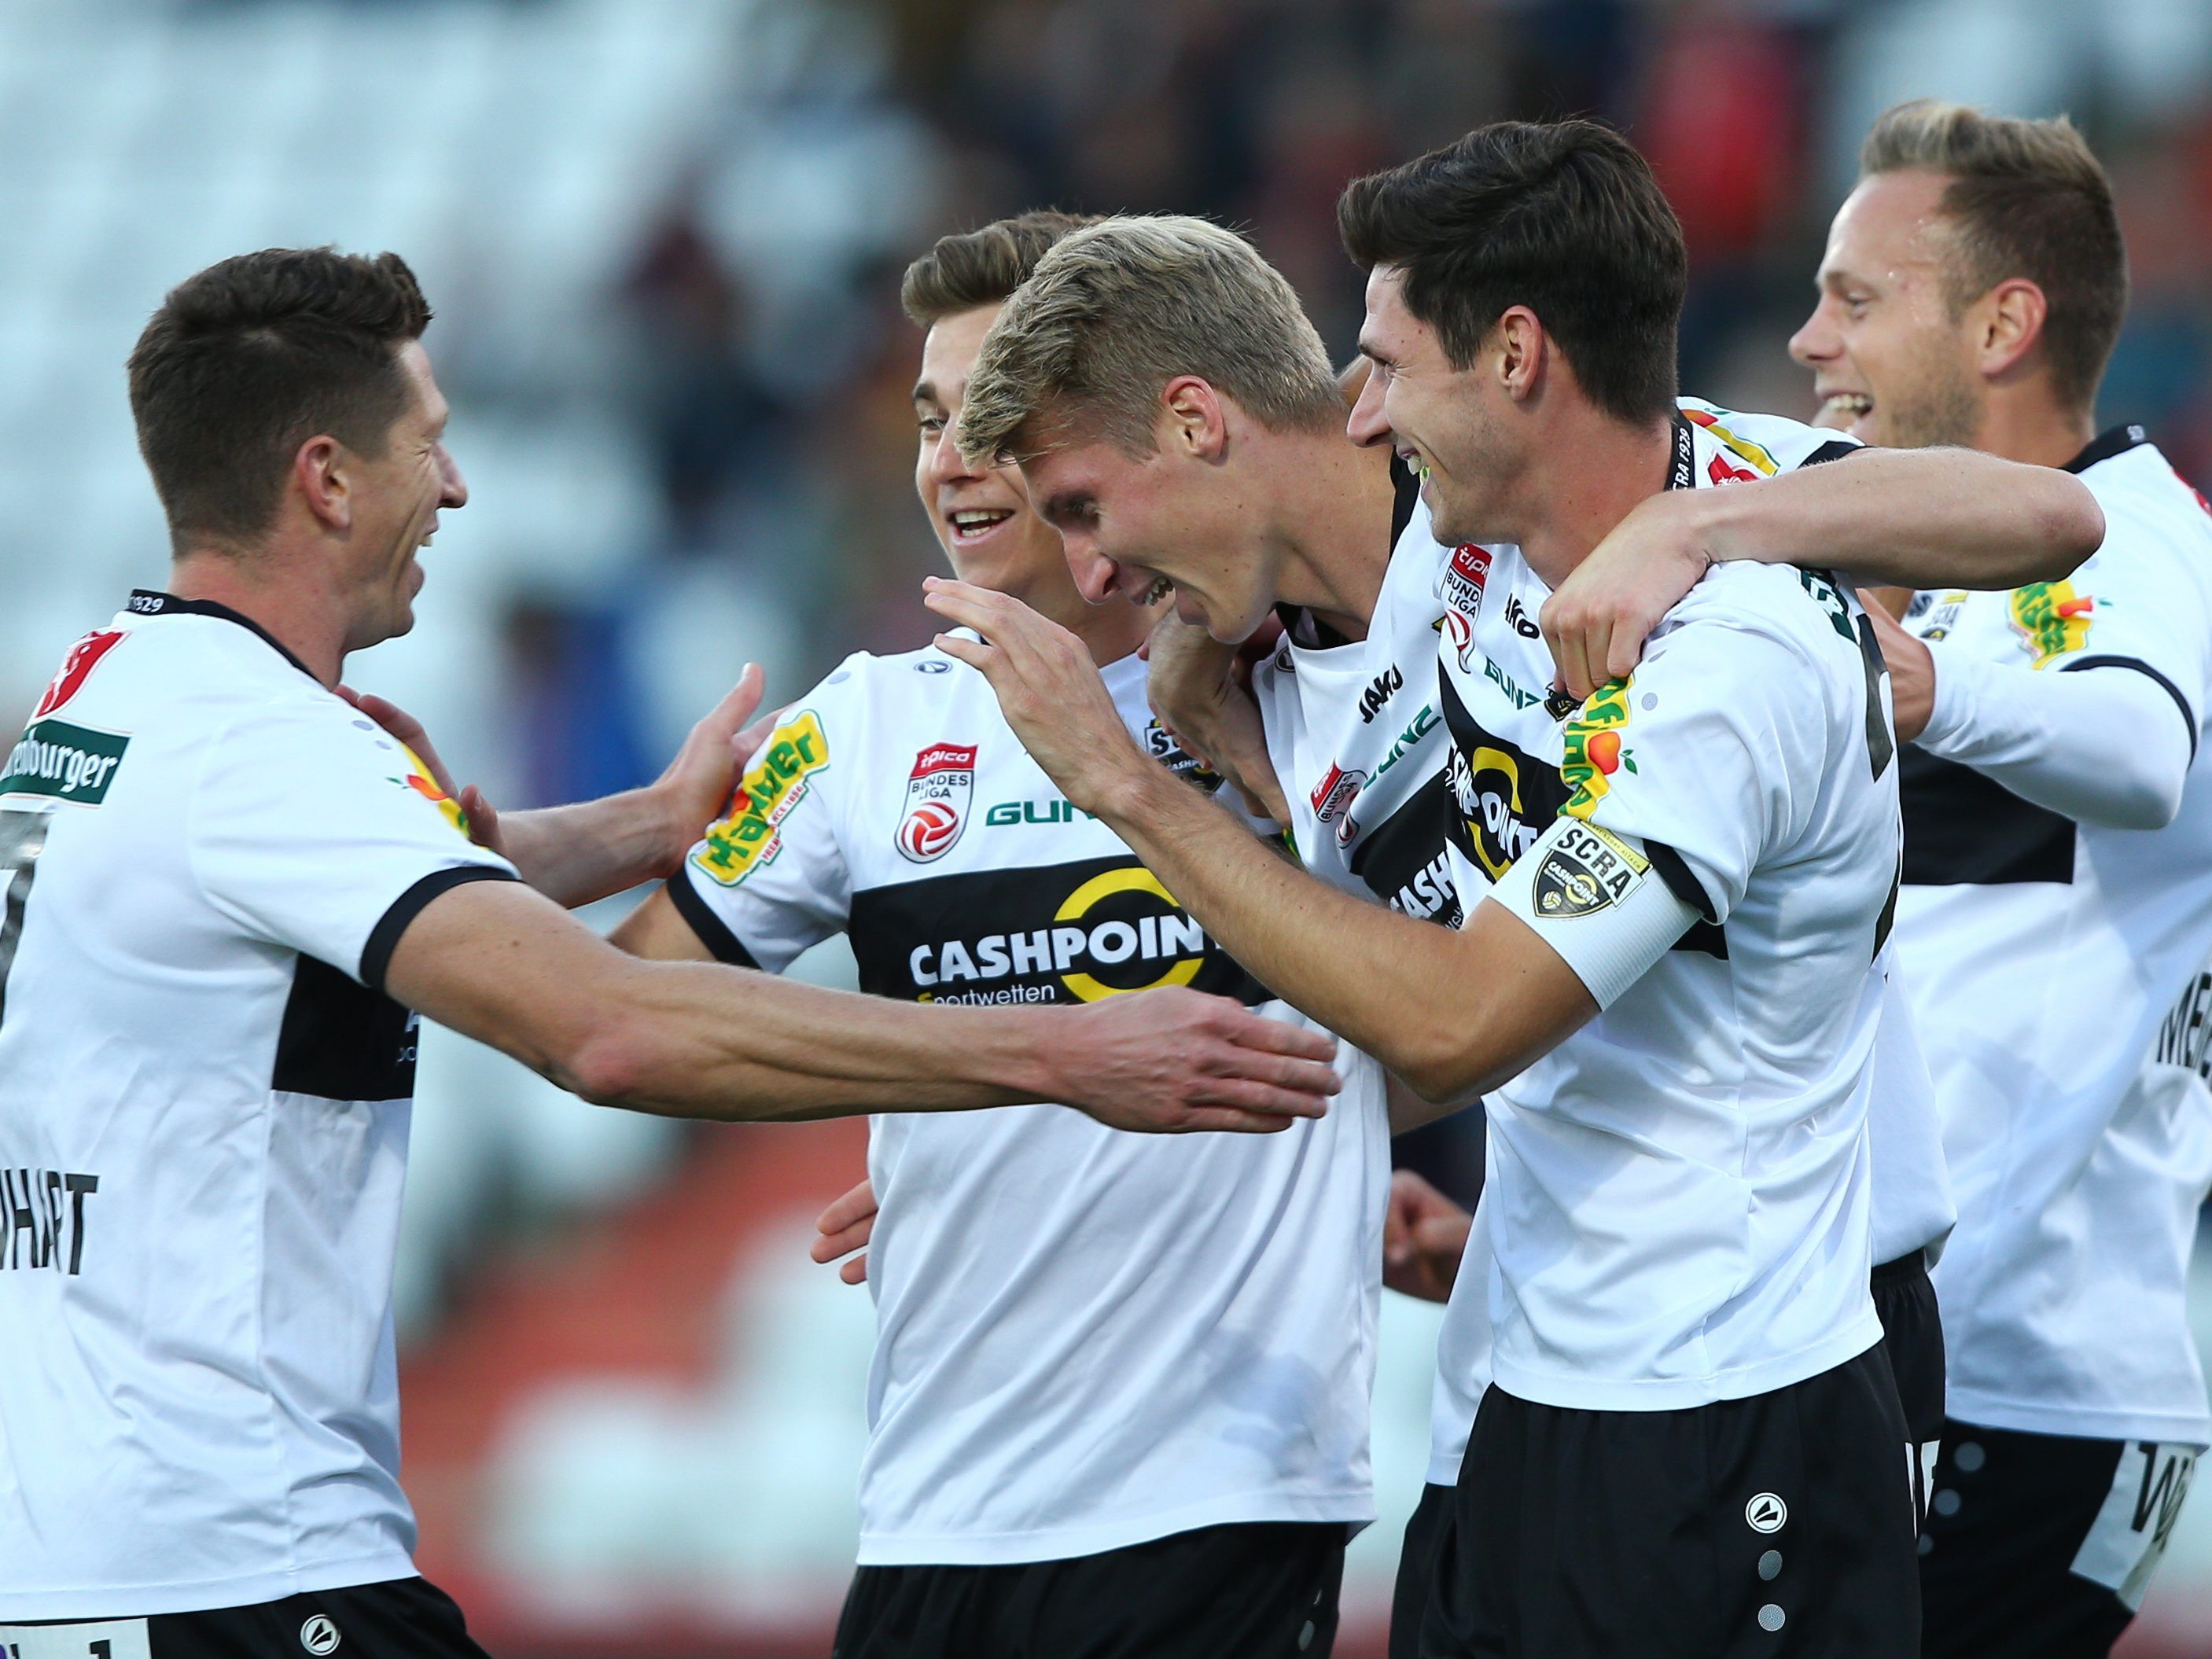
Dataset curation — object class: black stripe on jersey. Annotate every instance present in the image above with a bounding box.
[2063,425,2150,474]
[1389,451,1421,543]
[274,958,421,1102]
[1346,773,1462,928]
[2059,654,2199,762]
[360,865,521,991]
[667,870,763,968]
[848,855,1270,1008]
[1801,440,1862,468]
[1899,747,2074,886]
[1639,841,1728,959]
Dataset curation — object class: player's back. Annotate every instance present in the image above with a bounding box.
[0,591,513,1619]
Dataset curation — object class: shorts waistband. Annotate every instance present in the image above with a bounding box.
[1870,1249,1930,1287]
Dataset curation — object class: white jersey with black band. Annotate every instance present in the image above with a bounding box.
[666,642,1389,1567]
[1426,402,1923,1416]
[1900,426,2212,1448]
[0,592,518,1619]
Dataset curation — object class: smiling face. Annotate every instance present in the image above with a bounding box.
[1791,170,1986,451]
[1020,412,1282,645]
[914,304,1091,607]
[1347,265,1512,546]
[339,339,466,652]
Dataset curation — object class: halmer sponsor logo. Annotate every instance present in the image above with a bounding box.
[2,719,130,805]
[695,710,830,885]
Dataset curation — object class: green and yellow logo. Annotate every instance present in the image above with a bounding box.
[2,719,129,805]
[1561,678,1636,820]
[694,711,830,885]
[2009,580,2095,668]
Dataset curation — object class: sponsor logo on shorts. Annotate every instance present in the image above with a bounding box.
[300,1614,341,1654]
[33,630,126,719]
[2,719,129,806]
[1745,1492,1788,1533]
[1560,679,1636,820]
[2008,579,2095,668]
[694,710,830,886]
[896,741,977,863]
[1532,822,1647,918]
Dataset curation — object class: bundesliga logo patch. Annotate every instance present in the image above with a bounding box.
[1308,761,1367,845]
[897,741,977,863]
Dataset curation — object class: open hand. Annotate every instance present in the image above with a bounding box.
[922,578,1152,816]
[1382,1168,1472,1302]
[649,664,769,860]
[337,685,508,857]
[810,1177,875,1285]
[1054,988,1340,1134]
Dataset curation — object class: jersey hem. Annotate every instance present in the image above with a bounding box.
[1942,1389,2212,1449]
[853,1487,1374,1566]
[1488,1314,1884,1412]
[0,1549,419,1620]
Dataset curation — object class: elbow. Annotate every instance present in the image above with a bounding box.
[2099,771,2187,833]
[1389,1032,1490,1109]
[559,1013,729,1118]
[2033,476,2105,582]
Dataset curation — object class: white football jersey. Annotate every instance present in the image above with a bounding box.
[668,643,1389,1565]
[1429,403,1906,1413]
[0,592,517,1618]
[1900,429,2212,1447]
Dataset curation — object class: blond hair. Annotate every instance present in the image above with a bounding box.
[955,215,1343,465]
[1861,100,2126,412]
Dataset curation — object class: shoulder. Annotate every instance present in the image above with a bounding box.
[1679,397,1858,478]
[1648,562,1863,688]
[2078,443,2212,566]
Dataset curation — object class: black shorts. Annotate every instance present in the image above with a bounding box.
[1389,1482,1457,1659]
[832,1521,1345,1659]
[1417,1344,1919,1659]
[1919,1420,2202,1659]
[0,1576,489,1659]
[1871,1248,1945,1525]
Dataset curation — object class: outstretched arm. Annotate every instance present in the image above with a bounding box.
[1540,449,2103,698]
[384,876,1342,1129]
[923,579,1599,1102]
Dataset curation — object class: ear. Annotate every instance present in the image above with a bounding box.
[1161,375,1229,462]
[291,434,353,533]
[1973,278,2048,381]
[1493,307,1545,404]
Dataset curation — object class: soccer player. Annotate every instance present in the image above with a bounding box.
[922,129,2096,1658]
[0,248,1338,1656]
[1787,103,2212,1657]
[607,213,1379,1659]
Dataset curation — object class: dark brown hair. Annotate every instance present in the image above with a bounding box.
[127,248,432,544]
[901,211,1099,326]
[1861,101,2126,413]
[1337,120,1687,426]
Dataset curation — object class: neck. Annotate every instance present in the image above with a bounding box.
[1266,429,1398,642]
[1973,388,2099,471]
[167,545,348,686]
[1514,410,1676,590]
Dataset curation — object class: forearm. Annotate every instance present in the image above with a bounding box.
[500,789,690,909]
[1919,651,2192,829]
[1098,763,1516,1098]
[1697,448,2103,589]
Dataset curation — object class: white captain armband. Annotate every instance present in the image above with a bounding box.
[1486,816,1704,1010]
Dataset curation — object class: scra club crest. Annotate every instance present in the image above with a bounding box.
[897,741,977,863]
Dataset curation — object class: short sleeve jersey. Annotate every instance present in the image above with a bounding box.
[1897,428,2212,1446]
[1429,403,1906,1412]
[0,592,518,1619]
[668,642,1390,1565]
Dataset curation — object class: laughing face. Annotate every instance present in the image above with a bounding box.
[1791,170,1986,451]
[915,304,1080,604]
[340,339,466,652]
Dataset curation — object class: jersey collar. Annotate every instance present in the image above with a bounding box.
[126,590,318,681]
[2063,424,2150,475]
[1664,410,1697,491]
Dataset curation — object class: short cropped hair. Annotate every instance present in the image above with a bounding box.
[901,211,1099,326]
[1860,100,2126,413]
[955,215,1344,465]
[127,248,432,545]
[1336,120,1686,426]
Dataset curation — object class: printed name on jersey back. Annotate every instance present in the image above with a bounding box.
[897,741,977,864]
[2155,965,2212,1082]
[848,854,1268,1009]
[0,1165,100,1276]
[696,709,830,885]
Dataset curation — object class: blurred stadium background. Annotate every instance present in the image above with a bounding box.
[3,0,2210,1653]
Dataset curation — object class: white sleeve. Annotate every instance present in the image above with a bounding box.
[1484,816,1704,1009]
[1919,646,2192,830]
[668,697,854,971]
[190,697,520,991]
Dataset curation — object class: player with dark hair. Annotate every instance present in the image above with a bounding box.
[924,119,2106,1657]
[0,245,1339,1657]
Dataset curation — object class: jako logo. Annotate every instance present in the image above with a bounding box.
[300,1614,342,1654]
[1745,1493,1787,1534]
[1503,594,1541,640]
[1356,665,1403,724]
